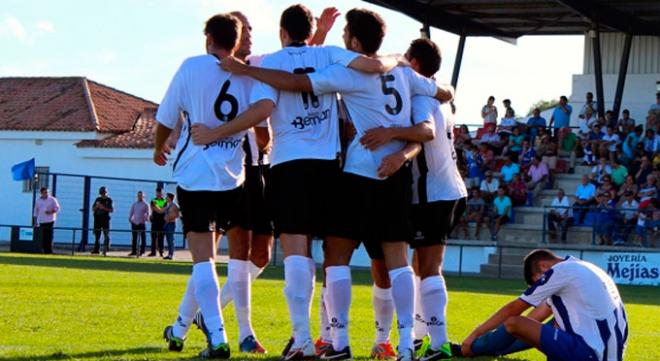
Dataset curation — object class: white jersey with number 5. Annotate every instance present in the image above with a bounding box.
[249,45,359,166]
[411,96,467,203]
[309,65,438,179]
[520,256,628,361]
[157,54,263,191]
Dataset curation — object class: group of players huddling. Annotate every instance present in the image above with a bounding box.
[153,4,628,361]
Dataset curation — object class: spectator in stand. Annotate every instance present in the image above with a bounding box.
[639,174,658,207]
[558,128,578,173]
[601,125,621,161]
[649,92,660,119]
[508,173,528,207]
[547,188,571,243]
[499,108,517,134]
[597,175,616,200]
[618,109,635,135]
[455,124,471,162]
[465,142,484,188]
[33,187,60,254]
[481,96,498,126]
[583,141,596,166]
[595,192,617,245]
[610,158,628,188]
[481,124,502,150]
[128,191,149,256]
[605,110,618,129]
[643,129,660,157]
[574,175,597,224]
[461,188,486,240]
[653,152,660,168]
[487,187,512,241]
[635,155,653,185]
[163,192,179,260]
[549,95,572,137]
[500,155,520,184]
[591,156,613,186]
[587,124,604,156]
[499,133,511,157]
[526,108,546,145]
[541,139,559,175]
[578,107,598,139]
[617,175,639,199]
[578,91,597,119]
[646,111,658,132]
[623,126,643,162]
[91,186,113,255]
[149,187,166,257]
[479,142,496,172]
[618,190,639,244]
[534,127,549,154]
[480,171,500,204]
[503,98,515,117]
[508,126,525,159]
[520,139,536,173]
[526,156,549,200]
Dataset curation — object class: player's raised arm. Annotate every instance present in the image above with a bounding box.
[191,99,274,145]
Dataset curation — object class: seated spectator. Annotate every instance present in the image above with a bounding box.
[526,108,546,145]
[508,126,525,156]
[455,124,471,162]
[653,152,660,168]
[508,173,528,206]
[646,109,658,131]
[634,155,653,185]
[499,133,511,157]
[460,187,486,240]
[485,186,512,241]
[464,142,484,189]
[541,139,558,174]
[481,124,502,153]
[547,188,571,242]
[500,155,520,183]
[639,174,658,207]
[479,142,496,172]
[520,140,536,173]
[480,171,500,203]
[597,175,616,199]
[534,127,549,154]
[590,156,612,186]
[587,124,604,154]
[558,128,578,173]
[643,129,660,157]
[526,156,549,200]
[618,109,635,135]
[583,141,597,166]
[601,125,621,161]
[578,107,598,139]
[574,175,597,224]
[622,126,643,161]
[549,95,572,137]
[499,107,517,134]
[617,174,638,199]
[618,190,639,244]
[610,158,628,188]
[481,95,498,127]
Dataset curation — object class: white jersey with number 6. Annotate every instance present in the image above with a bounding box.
[309,65,438,180]
[157,54,264,191]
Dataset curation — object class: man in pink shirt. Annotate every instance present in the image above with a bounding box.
[526,156,549,201]
[33,187,60,254]
[128,191,150,256]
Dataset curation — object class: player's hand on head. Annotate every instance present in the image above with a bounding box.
[360,127,392,150]
[377,152,406,178]
[316,7,340,34]
[191,124,214,145]
[153,144,171,166]
[220,56,246,74]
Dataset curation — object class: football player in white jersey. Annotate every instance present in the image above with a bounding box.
[190,5,401,360]
[360,38,468,360]
[461,249,628,361]
[153,13,273,359]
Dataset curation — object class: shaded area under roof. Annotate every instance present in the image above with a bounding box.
[364,0,660,39]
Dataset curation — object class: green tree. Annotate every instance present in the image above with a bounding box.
[527,99,559,116]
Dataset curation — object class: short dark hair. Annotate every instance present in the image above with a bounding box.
[280,4,313,42]
[587,91,593,97]
[503,99,511,104]
[560,95,568,101]
[345,8,386,54]
[166,192,175,199]
[155,187,162,193]
[407,38,441,77]
[623,109,629,114]
[204,13,241,51]
[40,187,47,193]
[488,96,495,101]
[523,249,558,286]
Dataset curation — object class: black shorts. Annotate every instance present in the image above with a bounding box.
[410,197,467,248]
[241,165,273,235]
[270,159,341,237]
[93,217,110,230]
[177,186,243,235]
[329,166,413,259]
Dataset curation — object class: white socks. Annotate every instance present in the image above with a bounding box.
[326,266,352,351]
[192,261,227,346]
[284,255,314,347]
[228,259,255,342]
[413,276,428,340]
[221,260,264,309]
[389,266,415,352]
[319,286,332,342]
[420,276,449,349]
[372,284,394,344]
[172,277,198,339]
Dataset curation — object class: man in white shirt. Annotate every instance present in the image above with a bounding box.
[578,91,598,119]
[461,249,628,361]
[153,13,272,359]
[480,171,500,204]
[33,187,60,254]
[601,125,620,160]
[547,189,571,242]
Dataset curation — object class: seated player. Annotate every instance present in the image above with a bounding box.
[460,249,628,361]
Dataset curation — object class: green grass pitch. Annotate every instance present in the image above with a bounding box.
[0,253,658,361]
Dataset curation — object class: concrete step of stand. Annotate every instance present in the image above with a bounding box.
[480,264,523,279]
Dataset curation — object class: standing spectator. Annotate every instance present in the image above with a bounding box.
[487,187,512,241]
[33,187,60,254]
[480,171,500,204]
[500,155,520,184]
[149,187,166,257]
[481,96,498,126]
[128,191,150,256]
[618,109,635,135]
[547,188,571,242]
[578,91,597,119]
[558,128,578,173]
[526,108,546,145]
[618,191,639,244]
[610,158,628,188]
[460,188,486,240]
[549,95,572,137]
[499,108,517,134]
[591,156,612,186]
[594,192,617,245]
[526,156,549,201]
[649,92,660,119]
[92,186,113,255]
[502,98,515,116]
[623,126,643,161]
[601,126,621,161]
[507,174,528,206]
[163,192,180,260]
[574,175,597,224]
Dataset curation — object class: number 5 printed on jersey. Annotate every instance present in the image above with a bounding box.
[380,74,402,115]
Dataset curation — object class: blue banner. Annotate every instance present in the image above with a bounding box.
[11,158,35,181]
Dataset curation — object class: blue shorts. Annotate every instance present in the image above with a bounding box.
[540,323,598,361]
